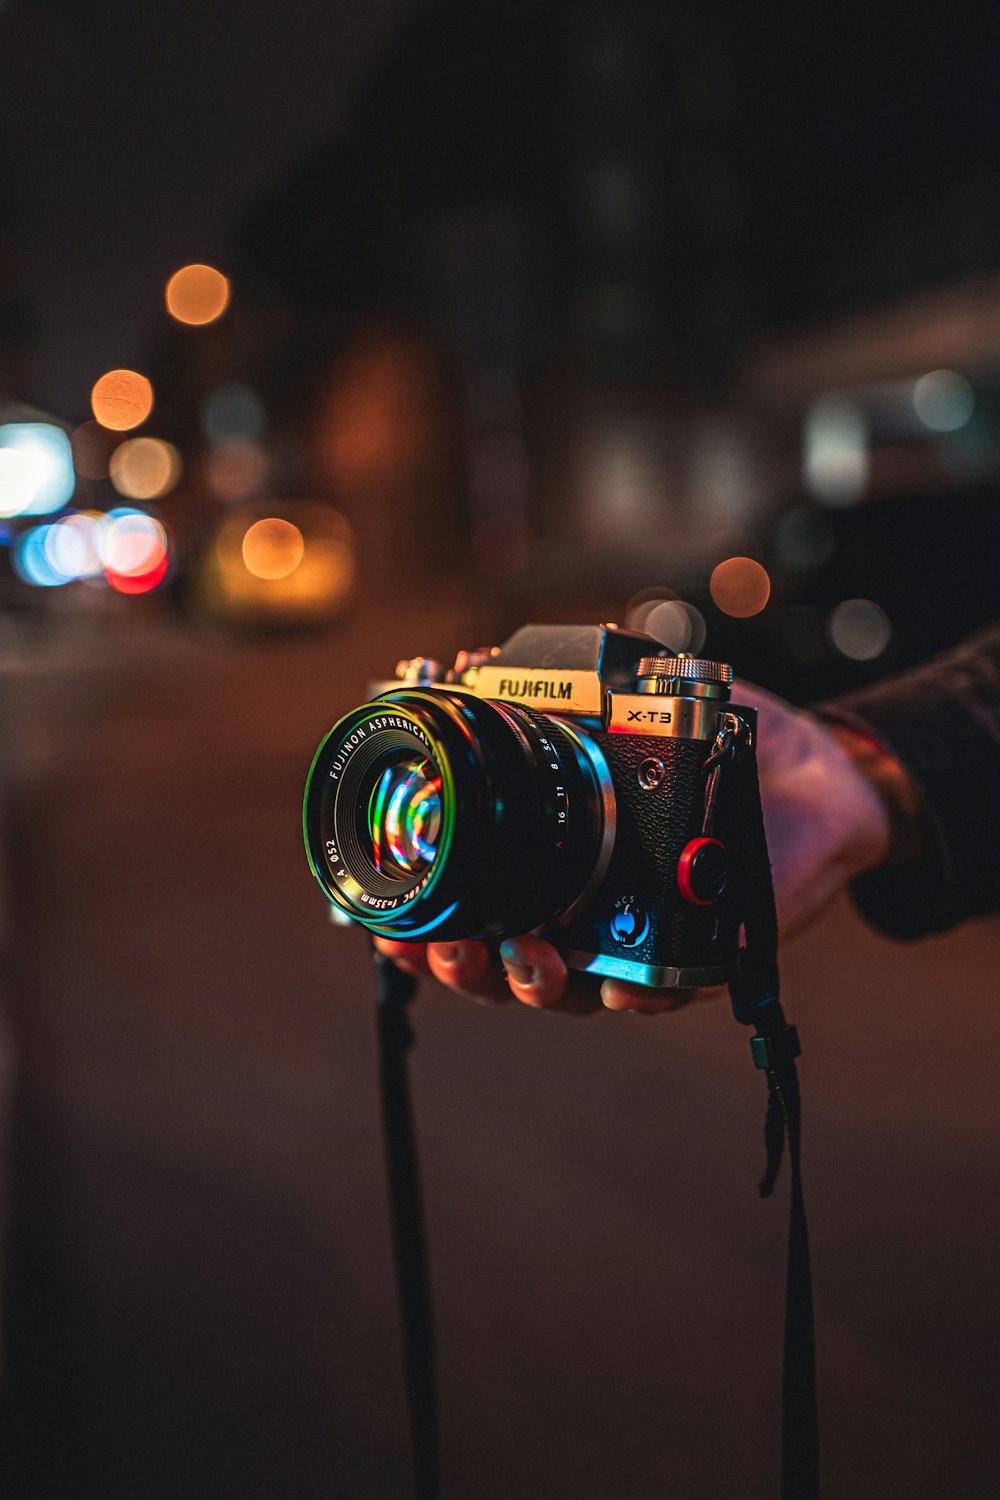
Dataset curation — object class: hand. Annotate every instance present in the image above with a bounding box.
[373,930,698,1015]
[374,682,902,1014]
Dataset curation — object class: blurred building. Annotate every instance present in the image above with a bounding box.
[202,0,1000,692]
[0,140,36,407]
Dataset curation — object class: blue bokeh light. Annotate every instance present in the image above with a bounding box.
[12,525,69,586]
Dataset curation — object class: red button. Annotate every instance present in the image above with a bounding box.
[677,837,727,906]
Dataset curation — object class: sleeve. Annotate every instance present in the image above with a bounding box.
[815,627,1000,939]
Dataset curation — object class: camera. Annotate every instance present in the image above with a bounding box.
[303,623,755,989]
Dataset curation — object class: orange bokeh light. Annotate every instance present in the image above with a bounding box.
[91,369,154,432]
[709,556,771,618]
[241,518,305,580]
[165,263,231,326]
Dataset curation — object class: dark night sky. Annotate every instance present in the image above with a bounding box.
[0,0,413,417]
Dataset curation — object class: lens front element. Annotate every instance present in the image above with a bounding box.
[368,752,442,879]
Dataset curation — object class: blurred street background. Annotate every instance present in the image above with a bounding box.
[1,1,1000,1496]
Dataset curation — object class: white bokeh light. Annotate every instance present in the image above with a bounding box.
[0,423,76,517]
[827,598,891,661]
[912,370,974,433]
[803,399,869,507]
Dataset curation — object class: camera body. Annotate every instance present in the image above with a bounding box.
[304,623,754,989]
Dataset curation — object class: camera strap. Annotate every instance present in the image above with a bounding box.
[369,737,817,1500]
[374,947,441,1500]
[726,740,819,1500]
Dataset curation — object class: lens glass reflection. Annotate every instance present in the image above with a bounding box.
[367,753,442,879]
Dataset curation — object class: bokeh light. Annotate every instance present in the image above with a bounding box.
[201,383,264,443]
[626,587,676,632]
[109,437,182,500]
[627,588,708,653]
[803,397,869,506]
[105,551,169,595]
[165,263,231,325]
[91,369,154,431]
[827,599,891,661]
[0,447,42,519]
[241,518,305,580]
[204,505,355,623]
[0,422,76,517]
[643,598,707,654]
[45,512,102,580]
[709,556,771,618]
[912,370,974,433]
[98,508,168,576]
[10,506,172,592]
[96,507,171,593]
[13,525,66,587]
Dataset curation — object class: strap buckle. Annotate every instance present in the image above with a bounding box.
[750,1024,801,1071]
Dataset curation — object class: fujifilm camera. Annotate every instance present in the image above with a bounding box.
[303,624,755,989]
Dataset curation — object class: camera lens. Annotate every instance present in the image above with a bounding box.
[367,751,442,879]
[304,689,614,942]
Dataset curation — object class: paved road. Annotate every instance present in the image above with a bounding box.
[1,603,999,1498]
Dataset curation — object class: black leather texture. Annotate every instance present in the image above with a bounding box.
[556,729,739,970]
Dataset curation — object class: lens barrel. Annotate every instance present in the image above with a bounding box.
[304,688,611,942]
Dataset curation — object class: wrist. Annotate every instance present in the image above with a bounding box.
[826,723,925,870]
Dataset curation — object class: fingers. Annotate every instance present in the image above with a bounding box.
[436,933,703,1018]
[497,935,607,1016]
[599,979,697,1015]
[375,934,579,1009]
[372,934,720,1017]
[497,935,711,1016]
[373,936,514,1005]
[599,979,726,1014]
[375,934,595,1012]
[497,935,568,1007]
[427,941,514,1006]
[372,937,433,977]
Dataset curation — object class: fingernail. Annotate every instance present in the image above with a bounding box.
[601,981,626,1010]
[499,940,533,986]
[435,944,462,966]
